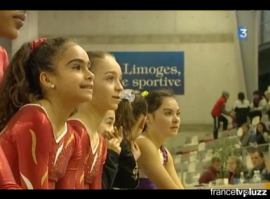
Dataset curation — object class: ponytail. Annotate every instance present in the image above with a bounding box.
[0,43,33,131]
[238,92,245,103]
[115,99,135,142]
[115,91,147,143]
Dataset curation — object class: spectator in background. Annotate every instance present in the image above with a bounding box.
[264,86,270,120]
[249,122,268,150]
[226,156,246,184]
[246,149,270,182]
[198,157,221,184]
[233,92,250,128]
[249,91,267,123]
[0,10,27,84]
[239,123,252,147]
[211,91,232,139]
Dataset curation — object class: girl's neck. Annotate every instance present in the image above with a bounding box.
[37,97,74,136]
[144,128,166,149]
[71,102,105,135]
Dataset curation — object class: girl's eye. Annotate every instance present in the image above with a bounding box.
[165,112,171,116]
[107,76,114,81]
[72,65,80,70]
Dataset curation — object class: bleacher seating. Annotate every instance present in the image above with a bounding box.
[172,125,270,187]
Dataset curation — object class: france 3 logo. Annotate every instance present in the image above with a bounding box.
[238,26,247,40]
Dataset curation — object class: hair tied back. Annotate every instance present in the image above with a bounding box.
[120,89,135,103]
[30,38,47,51]
[141,91,149,97]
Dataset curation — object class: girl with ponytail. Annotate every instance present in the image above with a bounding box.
[99,90,147,189]
[0,37,94,189]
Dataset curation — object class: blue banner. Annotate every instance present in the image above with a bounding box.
[110,51,185,95]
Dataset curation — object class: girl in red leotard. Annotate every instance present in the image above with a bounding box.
[0,10,27,190]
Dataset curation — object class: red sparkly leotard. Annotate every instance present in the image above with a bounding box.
[0,104,82,189]
[68,119,107,189]
[0,146,21,189]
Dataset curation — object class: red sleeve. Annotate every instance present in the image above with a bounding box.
[13,108,52,189]
[55,131,82,189]
[219,98,226,106]
[67,121,85,190]
[92,137,107,189]
[0,46,8,71]
[0,147,21,189]
[198,171,210,184]
[3,48,8,71]
[198,170,214,184]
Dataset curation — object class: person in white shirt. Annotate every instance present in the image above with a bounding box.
[249,90,267,123]
[233,92,250,127]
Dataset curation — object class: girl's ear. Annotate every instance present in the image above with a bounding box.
[138,116,147,130]
[146,114,152,125]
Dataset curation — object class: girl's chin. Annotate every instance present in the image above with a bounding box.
[109,103,119,111]
[166,131,178,138]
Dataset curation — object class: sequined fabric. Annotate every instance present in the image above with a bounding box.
[68,119,107,189]
[0,104,82,189]
[160,145,168,166]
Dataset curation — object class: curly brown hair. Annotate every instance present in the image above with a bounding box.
[0,37,74,131]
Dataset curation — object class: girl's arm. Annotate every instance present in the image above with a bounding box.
[164,148,184,189]
[136,138,179,189]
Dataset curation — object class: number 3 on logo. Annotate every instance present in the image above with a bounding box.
[238,26,247,40]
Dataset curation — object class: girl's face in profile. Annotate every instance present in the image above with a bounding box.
[0,10,27,40]
[51,44,94,105]
[148,97,181,138]
[90,56,123,111]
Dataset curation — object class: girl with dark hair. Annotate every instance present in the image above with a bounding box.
[233,92,250,127]
[68,51,123,189]
[0,37,94,189]
[98,90,148,189]
[136,89,184,189]
[249,122,269,151]
[0,10,27,190]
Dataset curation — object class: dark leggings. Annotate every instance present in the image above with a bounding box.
[213,115,228,139]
